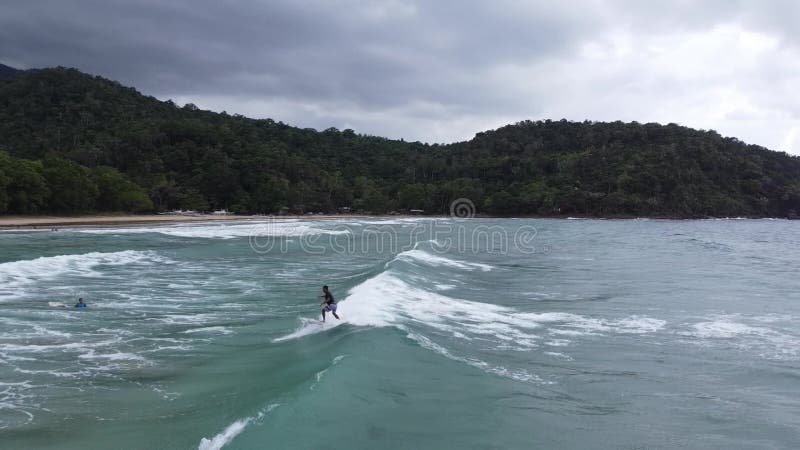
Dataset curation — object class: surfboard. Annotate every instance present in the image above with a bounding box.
[273,316,345,342]
[48,301,68,308]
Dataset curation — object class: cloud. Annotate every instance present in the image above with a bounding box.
[0,0,798,153]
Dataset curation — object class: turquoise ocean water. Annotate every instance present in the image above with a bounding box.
[1,218,799,449]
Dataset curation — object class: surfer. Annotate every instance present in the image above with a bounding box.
[75,298,87,308]
[319,285,340,322]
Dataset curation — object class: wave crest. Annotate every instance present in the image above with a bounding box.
[0,250,169,299]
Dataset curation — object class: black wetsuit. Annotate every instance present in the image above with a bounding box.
[323,292,335,306]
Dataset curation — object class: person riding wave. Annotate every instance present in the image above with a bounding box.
[319,285,340,322]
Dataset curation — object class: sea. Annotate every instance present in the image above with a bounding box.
[0,217,798,449]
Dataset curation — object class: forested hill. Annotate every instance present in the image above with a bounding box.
[1,65,799,218]
[0,64,23,79]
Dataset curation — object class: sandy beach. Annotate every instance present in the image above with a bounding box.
[0,214,376,229]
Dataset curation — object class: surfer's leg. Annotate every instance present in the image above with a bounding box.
[321,309,326,322]
[333,312,340,320]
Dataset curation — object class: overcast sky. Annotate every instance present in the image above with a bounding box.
[1,0,798,153]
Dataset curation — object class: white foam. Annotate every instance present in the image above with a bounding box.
[690,320,765,339]
[611,317,667,334]
[395,249,493,271]
[517,312,667,335]
[0,337,121,353]
[544,352,573,360]
[272,259,666,384]
[151,313,221,325]
[96,328,134,335]
[0,353,35,362]
[547,328,598,337]
[334,218,424,226]
[341,272,664,340]
[0,250,168,298]
[78,220,349,240]
[342,272,501,329]
[183,326,233,335]
[274,267,666,357]
[141,344,194,353]
[150,385,180,401]
[3,324,74,339]
[684,318,800,360]
[406,331,548,384]
[310,354,346,390]
[78,350,148,362]
[13,368,80,378]
[198,404,279,450]
[273,317,345,342]
[31,325,72,338]
[0,380,44,427]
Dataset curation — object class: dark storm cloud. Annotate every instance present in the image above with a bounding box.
[0,1,600,106]
[0,1,798,151]
[1,1,317,91]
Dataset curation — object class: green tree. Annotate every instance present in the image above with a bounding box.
[2,66,800,218]
[6,159,50,213]
[41,157,98,212]
[397,184,428,210]
[92,166,153,212]
[178,188,209,211]
[0,151,12,212]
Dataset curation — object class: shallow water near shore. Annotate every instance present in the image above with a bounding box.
[1,218,799,449]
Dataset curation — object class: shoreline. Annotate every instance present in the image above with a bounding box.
[0,214,392,229]
[0,213,795,229]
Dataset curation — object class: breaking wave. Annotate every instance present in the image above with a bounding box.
[0,250,169,299]
[275,245,666,383]
[198,403,280,450]
[76,220,349,239]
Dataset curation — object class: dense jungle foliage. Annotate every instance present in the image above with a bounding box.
[1,65,799,217]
